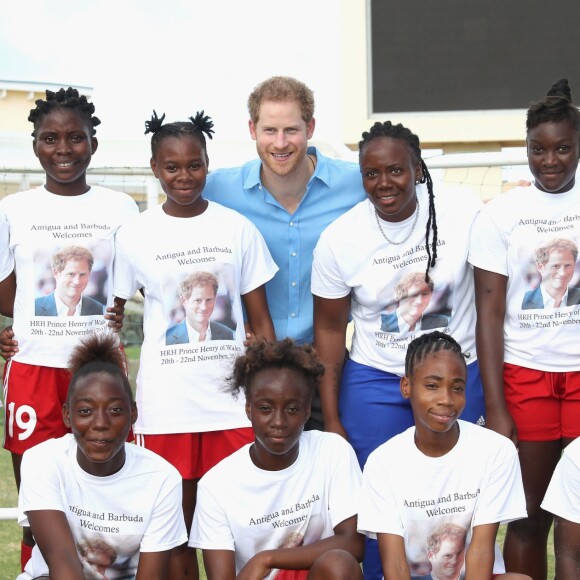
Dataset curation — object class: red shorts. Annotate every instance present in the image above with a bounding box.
[135,427,254,479]
[504,363,580,441]
[3,360,71,454]
[276,571,309,579]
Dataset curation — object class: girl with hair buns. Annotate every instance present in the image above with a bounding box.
[312,121,485,579]
[17,332,186,580]
[113,111,277,578]
[0,87,138,570]
[189,337,364,580]
[469,78,580,579]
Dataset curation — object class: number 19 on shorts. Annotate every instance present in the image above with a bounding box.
[7,402,37,440]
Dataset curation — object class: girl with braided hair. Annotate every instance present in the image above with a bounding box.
[113,111,277,578]
[0,87,139,570]
[312,121,485,579]
[17,332,186,580]
[358,331,530,580]
[469,78,580,579]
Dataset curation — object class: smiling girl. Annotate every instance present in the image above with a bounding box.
[112,111,277,578]
[358,332,529,580]
[189,337,364,580]
[17,332,186,580]
[0,87,138,569]
[469,79,580,579]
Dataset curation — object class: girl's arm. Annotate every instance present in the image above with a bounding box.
[135,550,173,580]
[473,267,517,444]
[0,270,16,317]
[236,515,364,580]
[0,325,17,361]
[377,533,410,580]
[554,516,580,580]
[26,510,85,580]
[464,523,498,580]
[241,285,276,341]
[202,549,237,580]
[313,294,351,438]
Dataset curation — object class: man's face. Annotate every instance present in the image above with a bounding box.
[428,537,465,580]
[399,281,433,322]
[53,258,91,304]
[538,248,576,295]
[182,284,216,330]
[249,99,314,179]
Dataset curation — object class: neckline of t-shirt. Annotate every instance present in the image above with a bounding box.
[71,439,132,484]
[529,182,579,201]
[245,433,308,479]
[370,186,427,231]
[410,420,467,466]
[40,184,97,201]
[157,199,213,220]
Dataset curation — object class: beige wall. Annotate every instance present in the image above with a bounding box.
[0,90,45,133]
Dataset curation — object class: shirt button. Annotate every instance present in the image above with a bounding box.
[290,313,296,318]
[290,222,294,226]
[291,252,297,257]
[291,282,296,287]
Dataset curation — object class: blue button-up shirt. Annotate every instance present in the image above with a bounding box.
[203,147,366,343]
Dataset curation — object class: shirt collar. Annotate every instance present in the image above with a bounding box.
[55,293,82,316]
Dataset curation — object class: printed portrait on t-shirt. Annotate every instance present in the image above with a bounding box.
[34,242,110,317]
[520,237,580,310]
[380,271,451,334]
[75,532,142,579]
[409,521,468,580]
[166,264,237,345]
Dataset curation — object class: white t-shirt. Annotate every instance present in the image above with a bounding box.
[312,184,480,376]
[0,185,138,368]
[113,202,278,434]
[18,434,187,580]
[541,436,580,524]
[189,431,361,577]
[358,421,526,576]
[0,204,13,281]
[468,183,580,371]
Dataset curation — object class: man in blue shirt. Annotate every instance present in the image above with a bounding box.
[203,76,366,429]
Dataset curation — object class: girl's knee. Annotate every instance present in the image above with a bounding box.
[308,549,362,580]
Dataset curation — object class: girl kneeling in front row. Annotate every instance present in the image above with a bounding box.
[358,332,531,580]
[17,333,186,580]
[190,337,364,580]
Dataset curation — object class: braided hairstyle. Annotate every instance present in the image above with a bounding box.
[28,87,100,138]
[527,79,580,134]
[404,331,466,379]
[67,332,131,404]
[145,110,214,158]
[359,121,438,280]
[226,337,325,401]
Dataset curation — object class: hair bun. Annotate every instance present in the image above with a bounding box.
[189,110,214,140]
[547,78,572,102]
[68,331,125,377]
[144,110,166,135]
